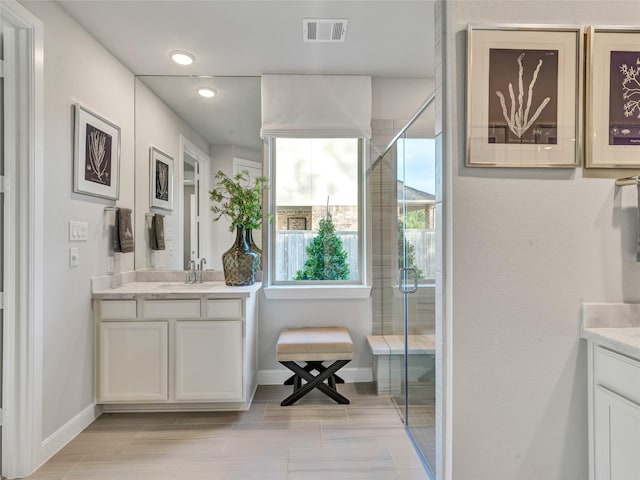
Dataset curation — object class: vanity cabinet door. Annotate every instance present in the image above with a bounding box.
[98,321,169,402]
[594,386,640,480]
[174,320,243,401]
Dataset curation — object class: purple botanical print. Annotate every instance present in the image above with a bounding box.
[609,51,640,146]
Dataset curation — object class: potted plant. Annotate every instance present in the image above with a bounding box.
[209,170,269,286]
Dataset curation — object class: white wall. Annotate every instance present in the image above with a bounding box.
[134,78,209,270]
[444,2,640,479]
[19,0,135,441]
[257,296,373,381]
[372,77,435,140]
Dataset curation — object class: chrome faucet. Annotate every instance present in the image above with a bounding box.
[185,260,196,284]
[196,258,207,284]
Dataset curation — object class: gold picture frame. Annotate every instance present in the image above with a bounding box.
[586,26,640,168]
[466,24,583,167]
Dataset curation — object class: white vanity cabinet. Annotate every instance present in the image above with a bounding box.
[582,303,640,480]
[94,284,259,411]
[591,347,640,480]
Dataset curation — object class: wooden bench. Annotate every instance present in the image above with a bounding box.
[366,334,435,396]
[277,327,354,406]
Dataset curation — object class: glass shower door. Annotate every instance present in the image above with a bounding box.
[398,131,437,475]
[371,94,436,478]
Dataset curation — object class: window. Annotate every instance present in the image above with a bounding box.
[397,137,436,283]
[271,138,364,284]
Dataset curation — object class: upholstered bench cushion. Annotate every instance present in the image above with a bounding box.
[277,327,354,362]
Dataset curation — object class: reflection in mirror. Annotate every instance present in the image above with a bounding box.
[134,76,262,271]
[183,152,198,269]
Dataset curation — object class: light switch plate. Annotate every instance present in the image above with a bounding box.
[69,221,88,241]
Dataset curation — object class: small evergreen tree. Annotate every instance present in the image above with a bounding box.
[294,212,350,280]
[398,220,424,279]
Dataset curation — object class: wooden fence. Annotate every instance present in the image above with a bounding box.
[404,229,436,280]
[275,229,435,281]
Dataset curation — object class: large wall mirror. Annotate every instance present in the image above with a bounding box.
[134,75,262,271]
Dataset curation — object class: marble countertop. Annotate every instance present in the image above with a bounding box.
[582,327,640,360]
[582,303,640,359]
[92,271,262,299]
[93,281,261,299]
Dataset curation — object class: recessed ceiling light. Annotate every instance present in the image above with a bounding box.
[197,87,216,98]
[170,50,195,65]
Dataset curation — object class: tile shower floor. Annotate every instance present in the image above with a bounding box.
[26,383,429,480]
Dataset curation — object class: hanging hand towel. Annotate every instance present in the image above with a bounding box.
[150,214,166,250]
[114,208,134,253]
[637,182,640,262]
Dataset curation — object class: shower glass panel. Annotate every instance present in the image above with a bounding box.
[371,95,436,477]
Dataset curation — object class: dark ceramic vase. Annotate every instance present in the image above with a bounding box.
[222,226,258,286]
[245,229,262,271]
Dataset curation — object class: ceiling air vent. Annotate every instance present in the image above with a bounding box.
[303,19,348,42]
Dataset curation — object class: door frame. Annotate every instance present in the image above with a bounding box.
[1,2,44,477]
[179,136,211,268]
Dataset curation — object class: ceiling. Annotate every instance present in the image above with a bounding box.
[58,0,435,148]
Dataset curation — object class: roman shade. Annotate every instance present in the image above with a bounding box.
[260,74,372,138]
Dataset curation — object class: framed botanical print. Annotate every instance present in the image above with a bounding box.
[586,26,640,168]
[73,104,120,199]
[149,147,173,211]
[466,25,583,167]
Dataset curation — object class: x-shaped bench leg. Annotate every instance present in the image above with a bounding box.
[280,360,350,406]
[283,361,346,387]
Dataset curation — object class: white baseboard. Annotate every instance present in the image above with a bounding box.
[258,367,372,385]
[38,402,102,469]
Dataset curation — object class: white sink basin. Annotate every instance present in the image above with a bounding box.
[156,282,226,291]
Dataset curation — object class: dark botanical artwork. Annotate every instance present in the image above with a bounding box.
[84,124,113,186]
[488,48,559,144]
[609,51,640,146]
[155,159,169,201]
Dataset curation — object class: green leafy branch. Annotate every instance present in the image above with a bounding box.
[209,170,271,231]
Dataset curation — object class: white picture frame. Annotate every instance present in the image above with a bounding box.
[466,25,583,167]
[150,146,174,211]
[73,103,120,199]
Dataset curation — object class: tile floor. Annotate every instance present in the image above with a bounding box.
[25,383,430,480]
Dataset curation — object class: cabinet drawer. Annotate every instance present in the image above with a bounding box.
[100,300,137,319]
[595,346,640,404]
[143,299,201,319]
[206,299,243,319]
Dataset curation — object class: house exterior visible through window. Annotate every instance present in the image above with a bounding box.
[397,137,436,283]
[271,138,363,284]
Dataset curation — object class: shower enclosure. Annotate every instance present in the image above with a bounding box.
[370,93,437,477]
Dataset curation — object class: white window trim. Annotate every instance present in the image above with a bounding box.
[267,137,368,287]
[263,285,371,300]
